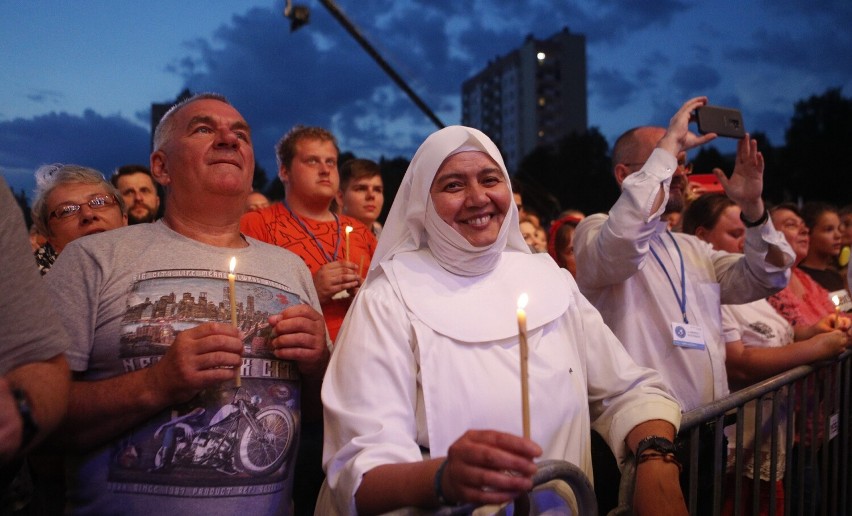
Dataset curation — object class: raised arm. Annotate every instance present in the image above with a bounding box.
[575,97,716,290]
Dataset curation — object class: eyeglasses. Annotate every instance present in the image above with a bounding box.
[49,194,118,220]
[621,161,693,174]
[780,219,807,232]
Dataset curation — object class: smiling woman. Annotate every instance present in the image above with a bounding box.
[317,125,684,515]
[31,164,128,274]
[429,150,511,248]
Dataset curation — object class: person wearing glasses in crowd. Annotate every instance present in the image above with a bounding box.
[573,97,794,513]
[31,164,128,275]
[682,193,851,516]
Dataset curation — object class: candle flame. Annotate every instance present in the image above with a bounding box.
[833,295,841,307]
[229,256,236,274]
[517,293,528,310]
[345,225,353,234]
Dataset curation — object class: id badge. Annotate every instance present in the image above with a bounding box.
[671,322,705,350]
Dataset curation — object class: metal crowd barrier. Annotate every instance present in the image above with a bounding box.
[436,459,597,516]
[617,349,852,516]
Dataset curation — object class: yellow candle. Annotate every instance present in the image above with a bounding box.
[359,254,365,278]
[345,225,353,262]
[229,256,241,387]
[517,293,530,440]
[832,294,841,329]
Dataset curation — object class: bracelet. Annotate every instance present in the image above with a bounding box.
[637,451,683,473]
[12,388,39,451]
[434,459,451,506]
[740,208,768,228]
[635,435,677,458]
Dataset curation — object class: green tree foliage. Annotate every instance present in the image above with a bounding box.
[782,87,852,205]
[377,156,409,224]
[690,146,731,176]
[515,128,617,223]
[252,162,268,193]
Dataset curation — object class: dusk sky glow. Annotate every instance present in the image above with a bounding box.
[2,1,850,198]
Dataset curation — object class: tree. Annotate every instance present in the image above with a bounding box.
[515,128,616,222]
[782,87,852,205]
[377,156,409,224]
[252,163,269,193]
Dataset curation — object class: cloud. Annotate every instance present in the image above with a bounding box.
[590,68,637,110]
[0,110,149,194]
[25,89,64,105]
[671,64,722,97]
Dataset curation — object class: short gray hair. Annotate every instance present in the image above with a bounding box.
[32,164,126,237]
[153,92,231,151]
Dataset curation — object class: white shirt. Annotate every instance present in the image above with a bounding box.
[721,299,791,480]
[574,148,794,411]
[319,251,681,515]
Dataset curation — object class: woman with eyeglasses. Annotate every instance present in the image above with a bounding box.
[31,164,127,275]
[682,194,850,516]
[766,202,850,513]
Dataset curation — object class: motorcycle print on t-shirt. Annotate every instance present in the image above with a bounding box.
[107,269,301,498]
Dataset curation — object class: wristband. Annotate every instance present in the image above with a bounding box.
[637,451,683,473]
[12,388,39,451]
[635,435,677,459]
[740,208,768,228]
[434,459,451,505]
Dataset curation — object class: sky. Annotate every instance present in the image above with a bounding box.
[2,0,851,198]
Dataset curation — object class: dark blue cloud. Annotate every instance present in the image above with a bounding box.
[671,64,722,97]
[0,110,149,194]
[590,68,637,110]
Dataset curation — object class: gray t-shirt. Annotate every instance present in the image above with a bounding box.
[0,176,69,374]
[46,220,322,515]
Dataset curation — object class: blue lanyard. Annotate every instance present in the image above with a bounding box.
[649,231,688,324]
[282,199,341,263]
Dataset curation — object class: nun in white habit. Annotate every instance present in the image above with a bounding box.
[318,126,686,515]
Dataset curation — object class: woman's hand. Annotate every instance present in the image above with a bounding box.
[441,429,542,505]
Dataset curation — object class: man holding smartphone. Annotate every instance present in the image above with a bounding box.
[574,96,794,512]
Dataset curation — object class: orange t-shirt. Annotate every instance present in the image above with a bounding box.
[240,203,377,341]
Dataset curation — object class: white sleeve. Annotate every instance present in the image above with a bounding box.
[321,274,424,515]
[575,148,678,290]
[574,279,682,465]
[710,220,794,305]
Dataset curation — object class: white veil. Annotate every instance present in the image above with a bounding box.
[366,125,529,283]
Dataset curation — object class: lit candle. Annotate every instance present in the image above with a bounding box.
[345,225,353,262]
[517,293,530,439]
[229,257,241,387]
[832,294,841,329]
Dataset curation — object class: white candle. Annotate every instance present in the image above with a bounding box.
[517,293,530,439]
[229,256,241,387]
[345,225,353,262]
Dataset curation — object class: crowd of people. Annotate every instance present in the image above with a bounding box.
[2,93,851,516]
